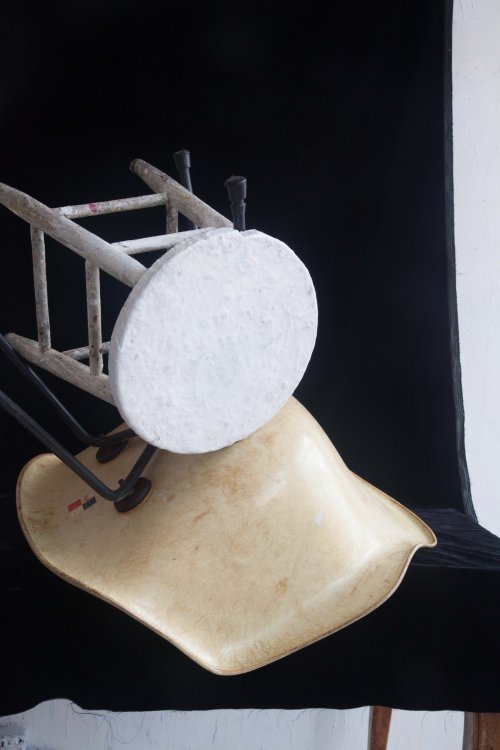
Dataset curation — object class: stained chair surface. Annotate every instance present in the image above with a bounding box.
[15,399,434,677]
[1,497,500,714]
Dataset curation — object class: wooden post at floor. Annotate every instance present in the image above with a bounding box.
[368,706,392,750]
[463,713,500,750]
[367,708,500,750]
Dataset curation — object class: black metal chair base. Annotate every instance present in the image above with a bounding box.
[96,440,130,464]
[0,332,157,504]
[114,477,152,513]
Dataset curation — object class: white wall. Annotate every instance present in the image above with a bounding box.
[0,702,463,750]
[453,0,500,536]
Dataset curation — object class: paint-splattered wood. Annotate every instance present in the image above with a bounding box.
[57,192,168,219]
[0,183,145,287]
[6,333,113,403]
[131,159,232,229]
[17,398,435,675]
[114,228,212,254]
[30,226,51,351]
[63,342,110,361]
[85,261,103,376]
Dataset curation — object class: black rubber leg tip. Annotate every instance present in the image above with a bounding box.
[96,440,129,464]
[114,477,152,513]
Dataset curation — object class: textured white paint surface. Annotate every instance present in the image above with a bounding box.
[110,228,317,453]
[0,701,463,750]
[453,0,500,535]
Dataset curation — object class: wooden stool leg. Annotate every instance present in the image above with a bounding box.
[368,706,392,750]
[463,713,500,750]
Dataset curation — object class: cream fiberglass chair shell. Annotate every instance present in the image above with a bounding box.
[18,398,435,674]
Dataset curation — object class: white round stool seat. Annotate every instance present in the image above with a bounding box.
[109,228,317,453]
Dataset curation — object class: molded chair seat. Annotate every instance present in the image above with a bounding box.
[1,492,499,716]
[13,398,434,676]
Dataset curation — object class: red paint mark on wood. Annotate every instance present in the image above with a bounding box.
[88,203,98,213]
[68,498,82,512]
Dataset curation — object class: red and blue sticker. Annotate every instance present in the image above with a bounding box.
[67,494,97,513]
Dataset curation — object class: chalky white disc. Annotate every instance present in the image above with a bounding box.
[109,228,317,453]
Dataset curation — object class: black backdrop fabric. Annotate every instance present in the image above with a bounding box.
[0,0,462,509]
[1,0,485,714]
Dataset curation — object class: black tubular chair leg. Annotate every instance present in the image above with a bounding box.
[224,175,247,231]
[173,149,197,230]
[0,333,134,451]
[0,388,157,507]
